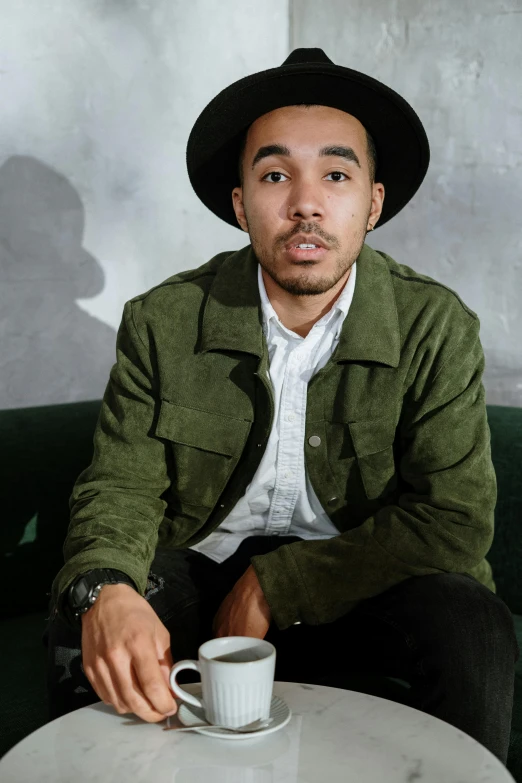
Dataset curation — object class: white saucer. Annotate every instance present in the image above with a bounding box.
[175,684,291,740]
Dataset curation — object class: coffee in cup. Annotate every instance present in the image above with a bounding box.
[169,636,276,728]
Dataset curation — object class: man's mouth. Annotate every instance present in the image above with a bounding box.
[284,244,328,260]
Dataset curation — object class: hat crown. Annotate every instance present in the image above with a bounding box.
[282,48,334,66]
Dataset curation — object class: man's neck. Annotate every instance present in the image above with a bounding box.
[261,265,351,338]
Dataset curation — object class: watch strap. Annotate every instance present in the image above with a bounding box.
[65,568,138,627]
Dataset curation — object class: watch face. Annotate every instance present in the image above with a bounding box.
[73,580,90,606]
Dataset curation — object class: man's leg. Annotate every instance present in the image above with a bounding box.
[266,570,520,767]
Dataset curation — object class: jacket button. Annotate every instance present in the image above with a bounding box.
[293,620,302,625]
[308,435,321,447]
[327,497,338,506]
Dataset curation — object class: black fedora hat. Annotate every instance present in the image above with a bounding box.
[186,47,430,230]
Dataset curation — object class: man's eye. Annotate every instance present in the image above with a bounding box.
[262,171,288,183]
[261,171,349,183]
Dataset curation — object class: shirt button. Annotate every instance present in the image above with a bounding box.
[308,435,321,447]
[287,413,296,421]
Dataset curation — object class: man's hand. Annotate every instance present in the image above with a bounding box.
[81,584,178,722]
[212,564,271,639]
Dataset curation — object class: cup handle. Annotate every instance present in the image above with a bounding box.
[169,660,204,710]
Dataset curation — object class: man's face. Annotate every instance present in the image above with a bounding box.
[232,105,384,297]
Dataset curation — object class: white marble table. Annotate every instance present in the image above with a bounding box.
[0,681,515,782]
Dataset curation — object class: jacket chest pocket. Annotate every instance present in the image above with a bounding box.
[155,399,252,509]
[348,415,398,500]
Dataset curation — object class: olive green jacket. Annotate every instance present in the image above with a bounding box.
[52,243,497,630]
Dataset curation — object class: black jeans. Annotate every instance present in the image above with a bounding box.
[42,535,519,766]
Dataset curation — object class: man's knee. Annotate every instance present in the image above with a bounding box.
[403,572,519,663]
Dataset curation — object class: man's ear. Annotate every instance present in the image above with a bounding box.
[232,187,249,232]
[368,182,385,229]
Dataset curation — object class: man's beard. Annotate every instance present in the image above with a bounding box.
[247,212,369,298]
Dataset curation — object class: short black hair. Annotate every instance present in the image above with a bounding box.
[237,105,378,187]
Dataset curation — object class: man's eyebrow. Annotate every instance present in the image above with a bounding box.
[251,144,361,170]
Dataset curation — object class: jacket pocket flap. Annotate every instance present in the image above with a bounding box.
[156,399,250,458]
[348,415,397,457]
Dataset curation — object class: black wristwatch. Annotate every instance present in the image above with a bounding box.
[65,568,138,627]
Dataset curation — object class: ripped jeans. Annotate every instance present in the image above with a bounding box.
[42,535,520,766]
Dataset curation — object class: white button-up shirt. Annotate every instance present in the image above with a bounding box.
[189,259,357,563]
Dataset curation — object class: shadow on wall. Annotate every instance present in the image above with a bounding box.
[0,155,117,410]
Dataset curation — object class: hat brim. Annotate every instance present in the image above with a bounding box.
[186,62,430,230]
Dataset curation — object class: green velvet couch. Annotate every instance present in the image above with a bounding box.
[1,399,521,779]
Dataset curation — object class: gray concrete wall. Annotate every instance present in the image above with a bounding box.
[2,1,520,409]
[0,0,288,409]
[292,0,522,407]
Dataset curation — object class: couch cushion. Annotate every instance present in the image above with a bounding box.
[0,400,102,618]
[485,405,522,616]
[0,611,49,758]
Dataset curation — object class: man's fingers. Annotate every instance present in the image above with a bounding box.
[156,635,175,686]
[90,657,128,714]
[130,646,178,718]
[97,648,176,722]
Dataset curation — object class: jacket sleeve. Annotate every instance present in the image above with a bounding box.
[250,314,497,631]
[50,299,171,617]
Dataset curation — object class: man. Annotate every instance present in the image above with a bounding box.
[44,48,519,765]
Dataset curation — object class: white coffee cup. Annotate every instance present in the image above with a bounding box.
[169,636,276,728]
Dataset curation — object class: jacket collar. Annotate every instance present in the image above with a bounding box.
[200,242,400,367]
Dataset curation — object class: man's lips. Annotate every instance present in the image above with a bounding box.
[283,245,329,260]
